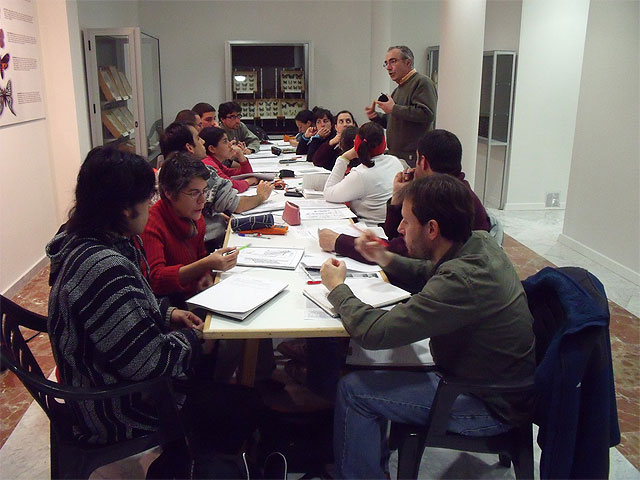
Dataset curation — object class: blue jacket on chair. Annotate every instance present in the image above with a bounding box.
[523,267,620,479]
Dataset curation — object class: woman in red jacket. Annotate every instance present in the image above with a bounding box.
[141,151,238,304]
[199,126,261,193]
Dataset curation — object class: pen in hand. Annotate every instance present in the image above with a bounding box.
[221,244,252,256]
[350,224,389,247]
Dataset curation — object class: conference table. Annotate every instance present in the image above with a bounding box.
[202,145,358,385]
[201,142,432,386]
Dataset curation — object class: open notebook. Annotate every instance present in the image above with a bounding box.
[303,278,410,318]
[187,274,288,321]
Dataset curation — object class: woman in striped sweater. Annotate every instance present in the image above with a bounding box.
[47,147,262,457]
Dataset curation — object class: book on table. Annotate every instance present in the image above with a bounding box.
[303,278,410,318]
[187,274,288,321]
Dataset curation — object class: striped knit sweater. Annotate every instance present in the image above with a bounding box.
[46,231,201,444]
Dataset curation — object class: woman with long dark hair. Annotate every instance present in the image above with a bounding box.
[323,122,404,224]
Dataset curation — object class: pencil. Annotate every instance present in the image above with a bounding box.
[349,224,389,247]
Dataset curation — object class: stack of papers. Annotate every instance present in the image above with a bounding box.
[237,246,305,270]
[187,274,288,321]
[303,278,410,318]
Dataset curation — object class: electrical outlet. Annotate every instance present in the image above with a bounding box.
[546,192,560,208]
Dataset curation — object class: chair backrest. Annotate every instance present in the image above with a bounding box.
[0,295,50,404]
[1,294,187,448]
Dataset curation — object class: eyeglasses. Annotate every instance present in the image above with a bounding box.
[383,58,403,68]
[225,114,242,120]
[180,187,210,200]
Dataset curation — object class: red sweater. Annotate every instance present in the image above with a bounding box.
[202,155,254,193]
[141,198,207,298]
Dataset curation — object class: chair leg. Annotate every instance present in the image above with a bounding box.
[395,429,426,479]
[512,427,534,480]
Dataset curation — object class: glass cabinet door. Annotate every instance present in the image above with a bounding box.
[84,29,139,155]
[140,33,163,162]
[84,28,164,162]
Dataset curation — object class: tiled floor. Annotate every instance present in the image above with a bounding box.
[1,209,639,478]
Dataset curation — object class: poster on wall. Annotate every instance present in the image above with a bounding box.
[0,0,45,127]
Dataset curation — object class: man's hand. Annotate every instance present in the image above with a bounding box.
[354,230,393,267]
[376,94,395,114]
[391,169,414,205]
[320,258,347,292]
[207,247,238,271]
[365,100,378,120]
[304,126,317,139]
[238,141,251,154]
[170,309,204,330]
[256,180,274,200]
[318,229,339,252]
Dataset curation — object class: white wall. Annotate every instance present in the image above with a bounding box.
[75,0,139,28]
[484,0,522,51]
[0,0,87,294]
[505,0,590,210]
[137,1,374,127]
[560,0,639,281]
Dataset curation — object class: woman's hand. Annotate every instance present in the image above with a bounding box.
[207,247,238,271]
[342,147,358,161]
[304,126,317,139]
[317,126,331,138]
[329,131,341,146]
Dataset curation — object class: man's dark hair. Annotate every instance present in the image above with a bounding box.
[192,102,216,116]
[399,174,474,243]
[174,110,199,127]
[199,126,227,154]
[294,109,314,124]
[159,151,211,201]
[66,147,155,236]
[313,107,334,127]
[160,122,194,157]
[218,101,242,119]
[417,129,463,176]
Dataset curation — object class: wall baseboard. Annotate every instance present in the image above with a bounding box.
[558,233,640,286]
[2,256,49,299]
[503,202,566,211]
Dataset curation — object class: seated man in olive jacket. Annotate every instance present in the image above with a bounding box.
[320,174,535,479]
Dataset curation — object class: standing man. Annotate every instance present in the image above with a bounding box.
[218,101,261,154]
[366,45,437,167]
[320,174,535,479]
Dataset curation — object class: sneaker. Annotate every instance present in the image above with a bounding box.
[284,359,307,385]
[276,339,307,363]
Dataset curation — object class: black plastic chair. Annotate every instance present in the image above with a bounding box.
[0,295,192,479]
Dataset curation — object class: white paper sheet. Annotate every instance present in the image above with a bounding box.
[187,274,288,316]
[300,207,357,220]
[237,246,305,270]
[301,252,382,273]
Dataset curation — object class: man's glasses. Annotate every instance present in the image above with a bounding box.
[225,114,242,120]
[180,187,210,200]
[383,58,403,68]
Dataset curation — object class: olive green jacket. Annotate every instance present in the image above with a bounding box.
[328,231,535,424]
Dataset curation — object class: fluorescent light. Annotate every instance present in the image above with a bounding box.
[234,75,246,82]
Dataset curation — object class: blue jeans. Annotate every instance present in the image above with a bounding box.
[334,370,512,479]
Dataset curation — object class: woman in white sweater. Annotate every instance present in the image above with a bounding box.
[323,122,404,224]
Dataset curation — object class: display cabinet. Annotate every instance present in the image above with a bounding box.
[83,28,164,162]
[225,42,311,136]
[475,51,517,209]
[426,46,439,91]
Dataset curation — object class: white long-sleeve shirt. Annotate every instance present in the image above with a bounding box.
[323,154,404,223]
